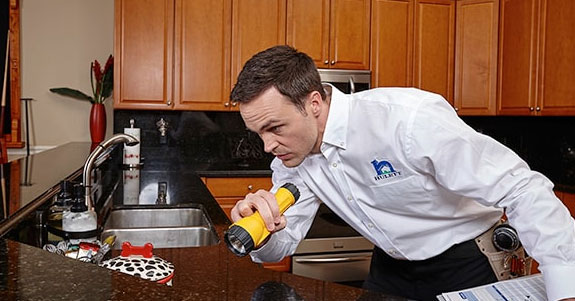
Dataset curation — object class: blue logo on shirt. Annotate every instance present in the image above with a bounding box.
[371,159,401,181]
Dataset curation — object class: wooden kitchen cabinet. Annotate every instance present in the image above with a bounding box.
[231,0,287,107]
[498,0,575,116]
[370,0,455,103]
[453,0,499,115]
[115,0,287,111]
[204,177,273,220]
[370,0,414,88]
[114,0,175,109]
[414,0,455,105]
[204,176,291,272]
[114,0,232,110]
[287,0,371,70]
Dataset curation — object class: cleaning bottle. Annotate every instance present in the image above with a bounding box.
[62,184,97,243]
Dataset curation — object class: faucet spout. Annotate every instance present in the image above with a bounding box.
[83,134,140,211]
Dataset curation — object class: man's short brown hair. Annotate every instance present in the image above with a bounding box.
[230,45,326,112]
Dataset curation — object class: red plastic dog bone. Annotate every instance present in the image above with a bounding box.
[121,242,154,258]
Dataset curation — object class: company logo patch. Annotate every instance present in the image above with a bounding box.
[371,159,401,181]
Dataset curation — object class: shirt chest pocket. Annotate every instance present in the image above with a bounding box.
[367,176,430,214]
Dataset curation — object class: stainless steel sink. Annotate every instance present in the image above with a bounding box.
[101,206,219,249]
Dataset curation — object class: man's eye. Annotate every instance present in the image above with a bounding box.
[270,125,282,133]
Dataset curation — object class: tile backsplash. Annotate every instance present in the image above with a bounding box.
[114,110,274,168]
[114,110,575,186]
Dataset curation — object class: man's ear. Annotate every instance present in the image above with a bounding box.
[309,91,323,116]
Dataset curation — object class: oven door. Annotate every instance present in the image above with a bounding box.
[292,251,372,283]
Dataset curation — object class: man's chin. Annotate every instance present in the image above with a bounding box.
[280,157,303,168]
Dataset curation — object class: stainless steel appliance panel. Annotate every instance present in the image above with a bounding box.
[292,251,372,282]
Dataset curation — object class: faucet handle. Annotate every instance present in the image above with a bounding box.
[156,182,168,204]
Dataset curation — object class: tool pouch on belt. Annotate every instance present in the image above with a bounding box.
[474,221,533,281]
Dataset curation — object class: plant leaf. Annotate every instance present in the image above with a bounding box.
[49,88,95,103]
[101,67,114,100]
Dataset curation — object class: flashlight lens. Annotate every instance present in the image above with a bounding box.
[225,225,255,257]
[227,233,247,256]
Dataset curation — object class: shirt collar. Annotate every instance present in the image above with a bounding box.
[321,84,349,150]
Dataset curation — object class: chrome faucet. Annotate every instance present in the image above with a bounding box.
[83,134,139,211]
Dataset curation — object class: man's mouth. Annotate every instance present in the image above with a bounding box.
[275,153,290,161]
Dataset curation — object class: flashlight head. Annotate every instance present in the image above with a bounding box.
[224,225,254,256]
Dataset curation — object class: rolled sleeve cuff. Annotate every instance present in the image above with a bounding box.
[540,265,575,300]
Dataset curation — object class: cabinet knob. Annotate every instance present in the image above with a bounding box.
[247,185,253,191]
[454,107,459,112]
[167,100,172,106]
[324,60,329,65]
[529,107,534,111]
[536,106,541,111]
[330,60,335,65]
[224,102,230,107]
[231,102,237,107]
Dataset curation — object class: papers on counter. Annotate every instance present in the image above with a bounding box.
[437,274,545,301]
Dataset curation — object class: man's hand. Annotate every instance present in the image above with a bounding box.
[230,189,287,233]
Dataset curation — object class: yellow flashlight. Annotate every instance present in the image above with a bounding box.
[224,183,300,256]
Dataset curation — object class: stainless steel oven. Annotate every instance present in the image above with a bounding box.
[292,204,374,286]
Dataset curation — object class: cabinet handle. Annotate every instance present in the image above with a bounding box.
[231,102,237,107]
[324,60,329,65]
[330,60,335,65]
[536,106,541,111]
[247,185,253,191]
[224,102,230,107]
[529,107,534,111]
[167,99,172,106]
[454,107,459,112]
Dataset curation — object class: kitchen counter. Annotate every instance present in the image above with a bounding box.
[0,142,401,300]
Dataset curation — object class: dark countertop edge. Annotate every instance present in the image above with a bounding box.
[555,183,575,194]
[196,169,272,177]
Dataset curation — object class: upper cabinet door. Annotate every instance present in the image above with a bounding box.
[537,0,575,115]
[173,0,232,111]
[414,0,455,104]
[114,0,174,109]
[286,0,330,68]
[497,0,539,115]
[330,0,371,69]
[370,0,414,88]
[287,0,370,70]
[231,0,287,106]
[454,0,499,116]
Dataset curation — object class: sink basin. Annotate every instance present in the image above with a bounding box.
[101,206,219,249]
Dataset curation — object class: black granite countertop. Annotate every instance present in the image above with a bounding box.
[0,142,401,300]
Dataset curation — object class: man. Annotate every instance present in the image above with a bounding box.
[229,45,575,300]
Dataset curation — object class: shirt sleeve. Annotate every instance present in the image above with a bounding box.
[250,158,321,263]
[404,93,575,300]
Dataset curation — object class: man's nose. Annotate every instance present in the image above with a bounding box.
[262,134,278,153]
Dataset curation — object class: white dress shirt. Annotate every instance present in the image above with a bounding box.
[250,86,575,300]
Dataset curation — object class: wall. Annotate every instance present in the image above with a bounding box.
[20,0,114,147]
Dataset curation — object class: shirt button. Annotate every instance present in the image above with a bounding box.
[347,196,352,201]
[332,163,337,168]
[388,249,396,255]
[368,223,374,228]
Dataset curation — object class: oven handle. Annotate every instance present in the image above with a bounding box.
[294,256,372,264]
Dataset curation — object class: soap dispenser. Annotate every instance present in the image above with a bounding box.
[62,184,97,243]
[50,180,74,215]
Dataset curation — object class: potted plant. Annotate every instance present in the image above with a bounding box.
[50,55,113,144]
